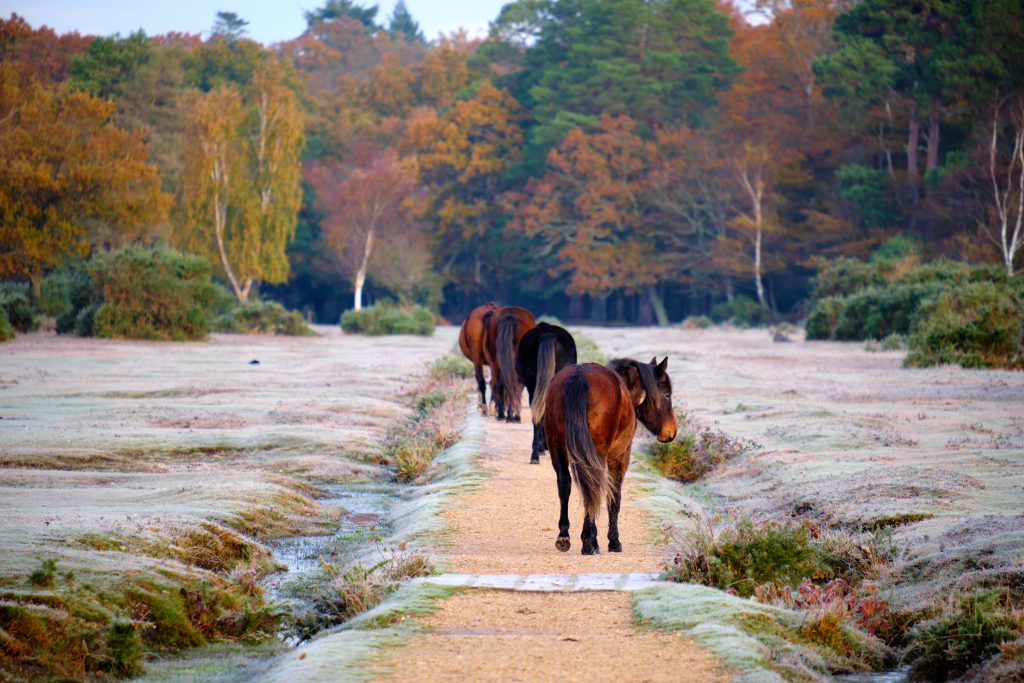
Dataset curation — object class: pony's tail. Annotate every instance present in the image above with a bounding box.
[497,315,522,413]
[562,371,610,520]
[531,334,557,425]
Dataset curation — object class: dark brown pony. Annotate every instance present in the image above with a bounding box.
[482,305,536,422]
[458,302,498,412]
[543,357,676,554]
[515,322,577,463]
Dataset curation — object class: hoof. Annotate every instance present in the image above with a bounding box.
[530,455,540,464]
[608,540,622,552]
[581,546,600,556]
[511,415,521,423]
[555,537,570,552]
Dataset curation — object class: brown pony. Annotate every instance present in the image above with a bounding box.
[458,302,498,412]
[482,305,536,422]
[543,358,676,554]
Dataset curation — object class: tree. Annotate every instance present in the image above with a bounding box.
[308,154,422,309]
[212,12,249,41]
[408,82,524,293]
[175,61,304,302]
[0,13,91,84]
[388,1,424,43]
[514,115,666,318]
[304,1,379,31]
[501,0,739,166]
[0,65,170,289]
[69,31,189,191]
[986,95,1024,277]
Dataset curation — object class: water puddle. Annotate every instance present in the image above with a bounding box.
[833,670,907,682]
[264,483,398,598]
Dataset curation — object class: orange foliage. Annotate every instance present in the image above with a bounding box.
[0,64,170,285]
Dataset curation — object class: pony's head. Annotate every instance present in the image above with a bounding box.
[609,357,677,442]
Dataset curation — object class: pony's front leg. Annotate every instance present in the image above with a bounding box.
[530,422,544,464]
[554,458,571,551]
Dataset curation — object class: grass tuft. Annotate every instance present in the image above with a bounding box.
[647,413,755,483]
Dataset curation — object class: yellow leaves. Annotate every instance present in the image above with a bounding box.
[174,59,304,299]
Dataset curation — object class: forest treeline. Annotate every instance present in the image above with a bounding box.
[2,0,1023,324]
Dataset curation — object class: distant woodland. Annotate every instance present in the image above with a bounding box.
[2,0,1023,323]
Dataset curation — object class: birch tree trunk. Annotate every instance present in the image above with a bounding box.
[739,165,767,307]
[906,98,920,229]
[989,98,1024,278]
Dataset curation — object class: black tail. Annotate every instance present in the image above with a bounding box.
[531,334,557,425]
[562,371,611,520]
[497,315,522,415]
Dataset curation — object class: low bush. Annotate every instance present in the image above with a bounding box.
[665,514,899,600]
[427,353,474,381]
[811,257,887,302]
[87,246,218,341]
[648,415,753,483]
[38,269,89,319]
[0,281,37,332]
[0,307,13,342]
[213,300,313,336]
[340,303,435,336]
[710,295,771,327]
[906,281,1024,369]
[906,589,1023,681]
[665,516,827,598]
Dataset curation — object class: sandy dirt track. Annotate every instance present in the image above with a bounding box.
[371,406,724,681]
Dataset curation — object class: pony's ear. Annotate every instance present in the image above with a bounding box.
[649,356,657,366]
[657,357,669,374]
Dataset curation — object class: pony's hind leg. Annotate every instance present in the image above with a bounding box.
[554,456,571,551]
[475,364,488,414]
[606,453,627,552]
[581,514,600,555]
[606,478,623,552]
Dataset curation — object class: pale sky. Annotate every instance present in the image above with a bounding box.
[5,1,508,44]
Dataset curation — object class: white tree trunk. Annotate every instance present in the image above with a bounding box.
[739,166,767,307]
[989,98,1024,278]
[353,229,374,311]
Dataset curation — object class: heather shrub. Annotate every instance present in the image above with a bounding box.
[831,283,946,341]
[340,303,435,336]
[427,353,474,381]
[681,315,712,329]
[88,246,218,341]
[648,415,753,483]
[906,589,1023,681]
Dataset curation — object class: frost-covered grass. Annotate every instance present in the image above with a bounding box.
[632,583,891,682]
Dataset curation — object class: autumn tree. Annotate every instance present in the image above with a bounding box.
[408,81,523,293]
[309,154,422,309]
[514,115,666,319]
[175,60,304,302]
[0,64,169,290]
